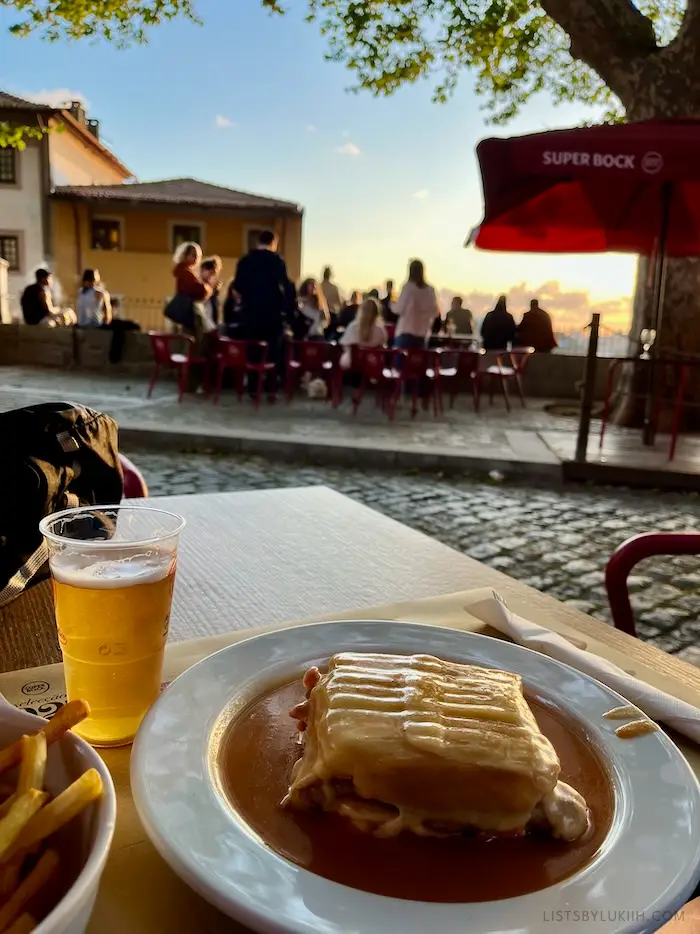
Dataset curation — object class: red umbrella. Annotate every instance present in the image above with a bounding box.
[470,120,700,447]
[471,120,700,257]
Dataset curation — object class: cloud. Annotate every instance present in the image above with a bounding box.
[214,115,234,128]
[21,88,88,109]
[334,141,361,156]
[412,189,429,200]
[437,280,632,334]
[305,124,317,133]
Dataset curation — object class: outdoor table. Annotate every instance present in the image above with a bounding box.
[2,486,700,932]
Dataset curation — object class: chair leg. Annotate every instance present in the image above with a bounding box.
[214,363,225,404]
[178,364,188,403]
[353,375,367,415]
[599,364,616,449]
[471,378,480,413]
[669,364,687,461]
[499,374,511,411]
[514,373,526,408]
[147,363,160,398]
[387,384,401,421]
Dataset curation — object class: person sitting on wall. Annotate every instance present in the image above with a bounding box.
[515,299,558,352]
[481,295,516,350]
[76,269,112,328]
[21,269,75,327]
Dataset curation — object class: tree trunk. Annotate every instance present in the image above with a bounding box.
[611,61,700,427]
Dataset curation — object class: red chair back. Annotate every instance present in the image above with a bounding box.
[119,454,148,498]
[357,347,388,380]
[398,348,431,381]
[288,340,334,370]
[148,332,191,364]
[605,532,700,636]
[218,339,253,369]
[509,346,535,373]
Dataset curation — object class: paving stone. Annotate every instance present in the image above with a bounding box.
[125,447,700,655]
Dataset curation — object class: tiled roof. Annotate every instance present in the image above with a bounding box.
[0,91,54,112]
[51,177,303,214]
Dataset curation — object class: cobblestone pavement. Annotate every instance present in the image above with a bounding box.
[129,448,700,658]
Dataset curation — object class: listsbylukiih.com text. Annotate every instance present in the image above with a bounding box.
[543,910,682,924]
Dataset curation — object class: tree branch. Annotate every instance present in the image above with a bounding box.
[672,0,700,56]
[539,0,657,99]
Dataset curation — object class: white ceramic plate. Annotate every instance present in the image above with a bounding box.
[131,621,700,934]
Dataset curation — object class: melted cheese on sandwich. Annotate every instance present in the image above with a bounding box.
[283,652,588,841]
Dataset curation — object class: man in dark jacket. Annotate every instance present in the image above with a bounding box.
[232,230,296,391]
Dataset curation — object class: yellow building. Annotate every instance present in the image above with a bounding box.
[0,91,304,328]
[51,178,303,330]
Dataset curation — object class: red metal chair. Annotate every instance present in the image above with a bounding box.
[386,349,441,421]
[119,454,148,498]
[434,348,483,412]
[477,346,534,411]
[213,338,275,408]
[285,341,339,403]
[605,532,700,636]
[147,332,208,403]
[352,347,399,416]
[599,358,687,461]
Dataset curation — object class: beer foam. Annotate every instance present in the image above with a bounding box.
[51,553,172,589]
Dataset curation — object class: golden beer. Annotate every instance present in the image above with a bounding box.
[41,506,184,747]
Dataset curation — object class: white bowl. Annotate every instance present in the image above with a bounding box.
[131,621,700,934]
[0,697,116,934]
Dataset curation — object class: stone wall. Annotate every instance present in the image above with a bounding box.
[0,324,609,399]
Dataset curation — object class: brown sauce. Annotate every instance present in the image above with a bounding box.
[218,678,614,903]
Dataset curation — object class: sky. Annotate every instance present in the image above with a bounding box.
[0,0,637,332]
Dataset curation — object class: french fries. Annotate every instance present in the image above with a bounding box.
[0,850,57,932]
[7,770,103,860]
[16,736,46,798]
[0,699,103,931]
[0,794,47,863]
[0,701,90,776]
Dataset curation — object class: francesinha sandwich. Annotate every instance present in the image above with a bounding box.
[283,652,589,842]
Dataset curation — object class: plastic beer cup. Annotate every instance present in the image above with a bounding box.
[40,505,185,746]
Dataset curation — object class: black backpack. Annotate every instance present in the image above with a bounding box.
[0,402,124,606]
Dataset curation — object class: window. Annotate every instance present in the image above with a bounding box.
[0,235,20,271]
[246,228,264,253]
[91,218,122,251]
[172,224,203,252]
[0,149,17,185]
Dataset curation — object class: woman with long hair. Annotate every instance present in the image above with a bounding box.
[166,241,212,336]
[339,297,386,369]
[393,259,441,350]
[76,268,112,328]
[200,255,223,328]
[297,277,330,339]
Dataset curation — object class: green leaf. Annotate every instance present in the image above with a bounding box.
[0,0,199,46]
[264,0,683,122]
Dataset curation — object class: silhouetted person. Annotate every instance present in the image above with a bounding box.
[320,266,342,318]
[481,295,516,350]
[233,230,295,390]
[516,299,558,352]
[446,296,475,336]
[381,279,398,325]
[21,269,55,325]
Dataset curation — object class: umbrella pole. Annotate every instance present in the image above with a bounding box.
[642,183,671,446]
